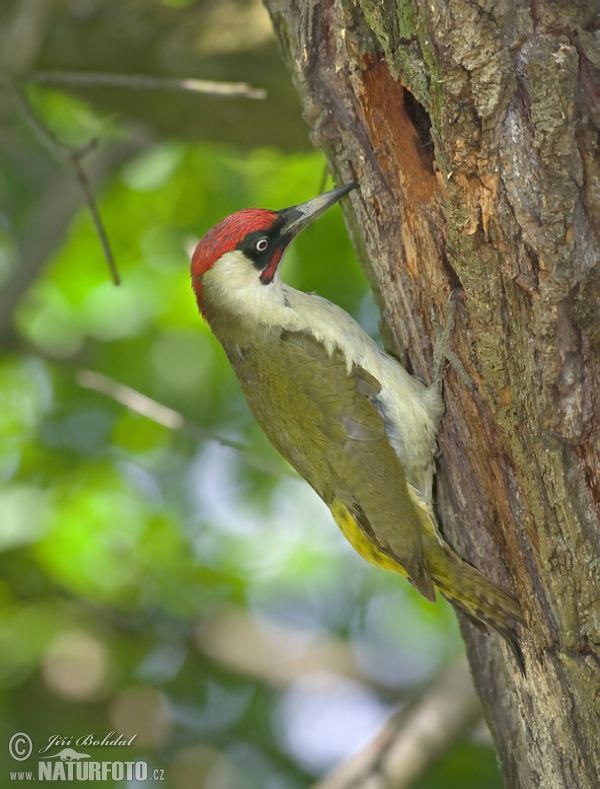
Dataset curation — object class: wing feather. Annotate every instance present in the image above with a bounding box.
[234,329,436,601]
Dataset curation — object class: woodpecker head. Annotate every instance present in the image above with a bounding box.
[191,181,358,318]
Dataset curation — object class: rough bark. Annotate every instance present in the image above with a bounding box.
[263,1,600,787]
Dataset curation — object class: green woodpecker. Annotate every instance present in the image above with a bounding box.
[191,182,525,669]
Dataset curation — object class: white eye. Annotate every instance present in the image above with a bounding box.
[255,237,269,253]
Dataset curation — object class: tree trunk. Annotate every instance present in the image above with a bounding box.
[263,0,600,786]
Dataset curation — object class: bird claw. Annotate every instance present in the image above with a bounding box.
[432,288,477,393]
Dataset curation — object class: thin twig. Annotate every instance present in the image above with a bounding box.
[6,75,66,157]
[0,136,145,341]
[5,76,120,285]
[70,156,120,285]
[76,369,292,477]
[29,70,267,100]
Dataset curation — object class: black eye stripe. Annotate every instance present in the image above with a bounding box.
[235,216,290,276]
[236,227,280,271]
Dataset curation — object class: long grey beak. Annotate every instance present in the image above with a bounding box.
[278,181,359,238]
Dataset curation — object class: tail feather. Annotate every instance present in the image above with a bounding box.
[443,592,526,674]
[432,544,526,674]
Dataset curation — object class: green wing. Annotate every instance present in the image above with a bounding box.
[231,328,435,602]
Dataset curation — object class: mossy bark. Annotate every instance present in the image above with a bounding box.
[264,0,600,786]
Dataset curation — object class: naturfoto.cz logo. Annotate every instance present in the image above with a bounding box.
[37,760,150,782]
[8,731,165,783]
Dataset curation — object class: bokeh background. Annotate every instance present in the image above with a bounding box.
[1,1,503,786]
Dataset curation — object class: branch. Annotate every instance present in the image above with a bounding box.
[4,76,120,285]
[198,608,484,786]
[76,369,291,477]
[198,607,483,788]
[196,605,370,688]
[312,658,482,789]
[28,70,267,100]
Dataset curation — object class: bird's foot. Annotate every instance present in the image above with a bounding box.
[432,288,477,393]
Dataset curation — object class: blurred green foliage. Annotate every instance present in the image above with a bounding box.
[0,60,502,789]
